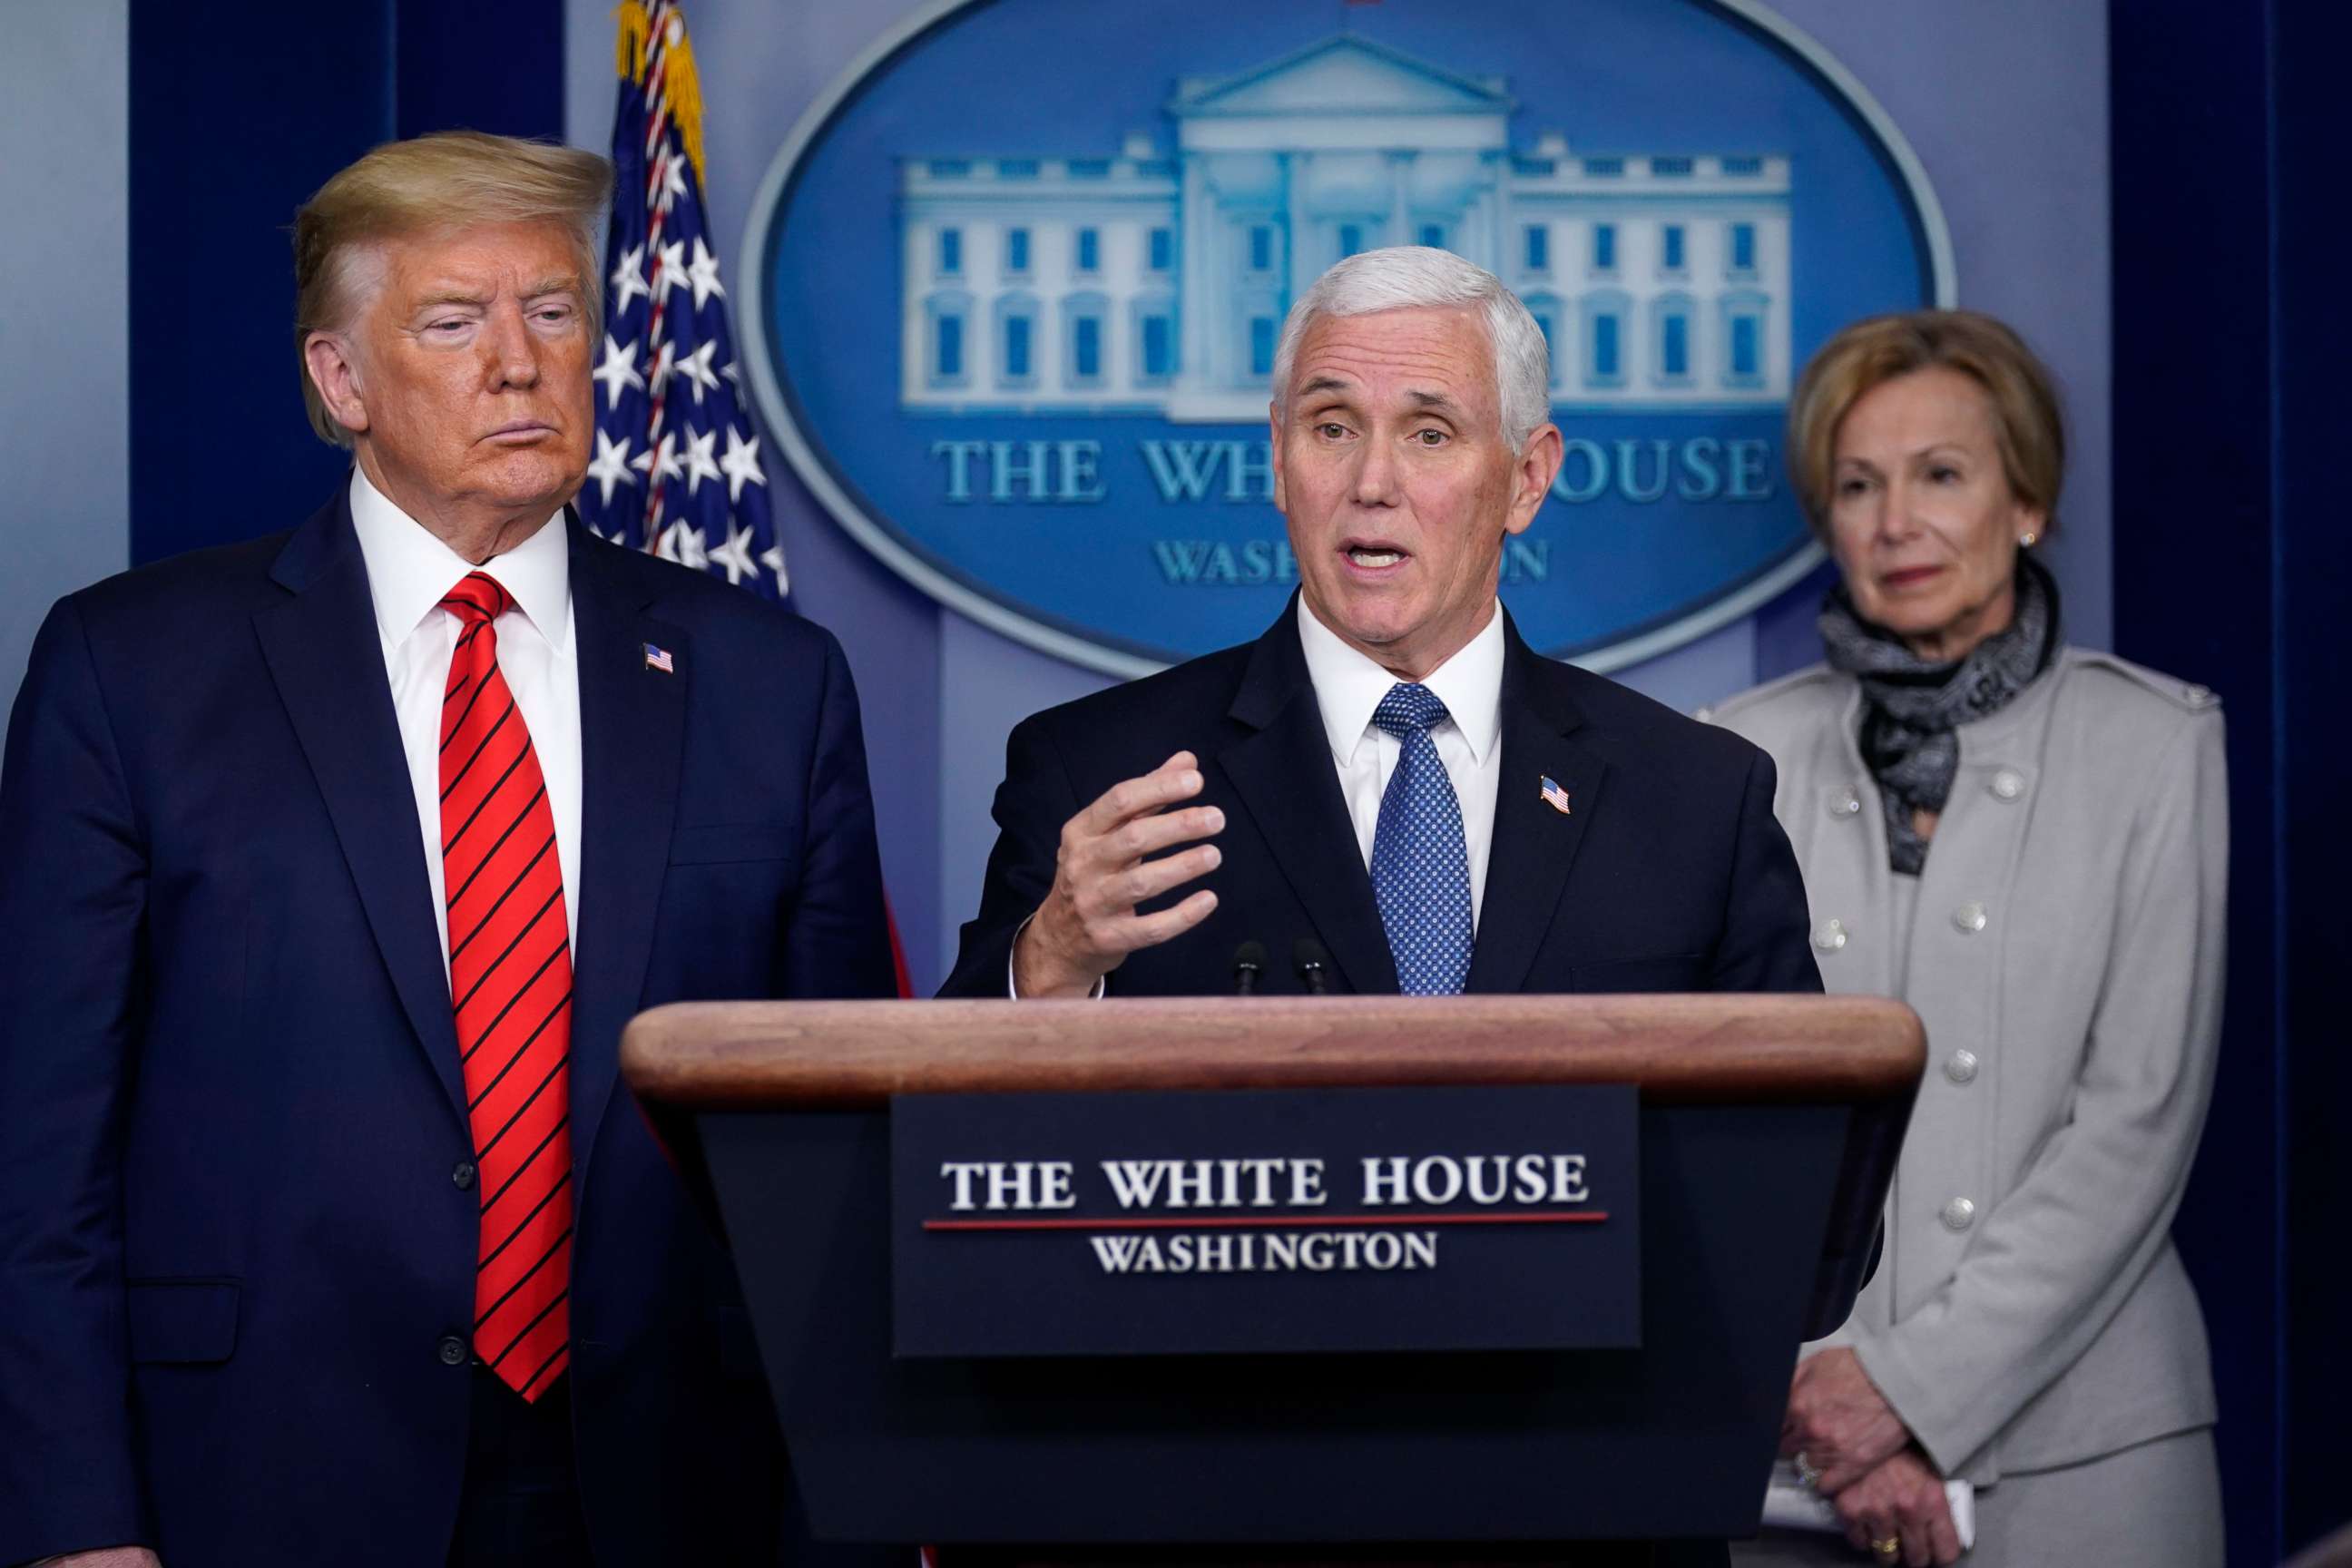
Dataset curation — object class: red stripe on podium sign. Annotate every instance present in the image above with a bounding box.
[922,1210,1609,1232]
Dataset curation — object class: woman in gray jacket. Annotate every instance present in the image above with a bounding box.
[1713,312,2226,1566]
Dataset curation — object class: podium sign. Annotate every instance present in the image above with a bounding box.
[891,1084,1640,1357]
[622,994,1924,1547]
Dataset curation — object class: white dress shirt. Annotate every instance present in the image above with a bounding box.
[1296,596,1504,932]
[347,466,582,983]
[1012,599,1507,996]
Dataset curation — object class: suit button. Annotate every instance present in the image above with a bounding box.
[1952,901,1988,934]
[1824,785,1864,820]
[1989,769,2025,801]
[437,1335,469,1367]
[1945,1049,1980,1084]
[1941,1197,1976,1231]
[1811,917,1847,954]
[452,1161,477,1191]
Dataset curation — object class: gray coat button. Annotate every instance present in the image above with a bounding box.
[452,1161,477,1191]
[437,1335,469,1367]
[1989,769,2025,801]
[1945,1049,1980,1084]
[1941,1197,1976,1230]
[1824,785,1864,819]
[1811,917,1847,954]
[1952,901,1988,934]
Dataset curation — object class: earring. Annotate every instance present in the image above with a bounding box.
[2018,532,2038,548]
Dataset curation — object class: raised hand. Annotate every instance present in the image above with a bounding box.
[1012,751,1225,997]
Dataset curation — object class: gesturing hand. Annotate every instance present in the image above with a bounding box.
[1013,751,1224,998]
[1781,1347,1913,1494]
[1831,1448,1962,1565]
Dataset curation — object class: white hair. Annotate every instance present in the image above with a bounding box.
[1270,246,1552,454]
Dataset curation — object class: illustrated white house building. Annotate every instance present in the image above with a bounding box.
[898,35,1791,419]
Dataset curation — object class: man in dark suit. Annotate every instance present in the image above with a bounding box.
[0,133,896,1567]
[943,247,1817,1003]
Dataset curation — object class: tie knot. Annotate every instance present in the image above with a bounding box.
[440,571,512,627]
[1372,682,1449,739]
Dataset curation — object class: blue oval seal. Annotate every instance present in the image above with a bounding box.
[743,0,1952,677]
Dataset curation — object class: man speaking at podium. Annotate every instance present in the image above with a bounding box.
[944,248,1818,1003]
[0,134,896,1566]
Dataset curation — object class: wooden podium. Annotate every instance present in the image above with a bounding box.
[622,995,1922,1563]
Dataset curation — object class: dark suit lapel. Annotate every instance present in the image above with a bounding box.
[565,523,687,1188]
[255,494,469,1125]
[1216,603,1399,995]
[1465,615,1610,994]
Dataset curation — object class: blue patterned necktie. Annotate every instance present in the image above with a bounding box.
[1369,683,1474,995]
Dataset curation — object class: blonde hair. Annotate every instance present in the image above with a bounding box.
[1787,309,2065,539]
[292,131,612,446]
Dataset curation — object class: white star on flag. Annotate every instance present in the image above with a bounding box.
[657,147,691,213]
[608,243,649,314]
[709,520,758,585]
[672,524,709,571]
[679,426,722,495]
[631,430,683,485]
[760,541,789,595]
[719,424,767,503]
[671,340,721,406]
[593,334,644,410]
[686,238,726,309]
[585,428,638,505]
[650,239,687,305]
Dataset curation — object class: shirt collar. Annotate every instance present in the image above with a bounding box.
[1296,596,1506,767]
[347,466,572,654]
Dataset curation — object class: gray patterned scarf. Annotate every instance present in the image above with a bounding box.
[1818,554,2059,875]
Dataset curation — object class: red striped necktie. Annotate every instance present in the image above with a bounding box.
[438,570,573,1402]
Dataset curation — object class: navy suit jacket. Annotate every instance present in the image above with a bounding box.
[943,599,1820,999]
[0,495,897,1566]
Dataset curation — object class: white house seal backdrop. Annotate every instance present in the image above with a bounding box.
[743,0,1950,677]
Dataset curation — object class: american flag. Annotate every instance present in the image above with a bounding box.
[580,0,780,599]
[590,3,913,998]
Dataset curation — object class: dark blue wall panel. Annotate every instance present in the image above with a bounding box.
[130,0,393,564]
[2114,0,2351,1556]
[2111,6,2278,1561]
[2270,0,2352,1550]
[396,0,564,142]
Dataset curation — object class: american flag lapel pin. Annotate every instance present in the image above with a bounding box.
[642,642,675,674]
[1539,775,1572,815]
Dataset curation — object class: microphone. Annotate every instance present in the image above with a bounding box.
[1231,940,1267,995]
[1291,936,1332,995]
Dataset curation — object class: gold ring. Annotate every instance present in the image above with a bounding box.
[1873,1538,1902,1560]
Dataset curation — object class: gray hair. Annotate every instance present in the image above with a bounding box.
[1270,246,1552,454]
